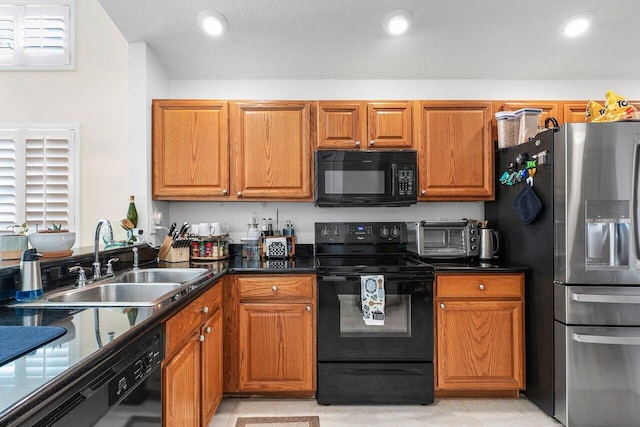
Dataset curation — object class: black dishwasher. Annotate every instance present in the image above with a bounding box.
[25,324,163,427]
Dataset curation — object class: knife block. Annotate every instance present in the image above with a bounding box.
[158,236,190,263]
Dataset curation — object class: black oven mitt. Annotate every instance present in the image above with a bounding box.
[512,184,543,224]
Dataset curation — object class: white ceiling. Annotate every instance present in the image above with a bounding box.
[98,0,640,80]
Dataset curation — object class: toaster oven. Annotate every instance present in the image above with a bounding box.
[407,219,480,258]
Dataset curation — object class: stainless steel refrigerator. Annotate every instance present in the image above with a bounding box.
[485,122,640,427]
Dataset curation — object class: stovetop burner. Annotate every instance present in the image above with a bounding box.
[315,222,434,275]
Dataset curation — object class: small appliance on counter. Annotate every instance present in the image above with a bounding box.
[407,219,480,259]
[478,228,500,261]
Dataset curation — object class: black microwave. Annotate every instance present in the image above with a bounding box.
[314,150,417,207]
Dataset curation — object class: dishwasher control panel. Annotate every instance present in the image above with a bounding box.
[107,327,163,406]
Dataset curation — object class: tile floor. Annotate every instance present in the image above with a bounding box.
[209,397,562,427]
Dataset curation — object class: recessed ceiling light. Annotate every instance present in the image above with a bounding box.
[383,9,413,35]
[197,10,228,36]
[562,11,595,37]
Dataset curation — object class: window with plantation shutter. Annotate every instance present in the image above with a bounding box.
[0,125,79,236]
[0,1,74,70]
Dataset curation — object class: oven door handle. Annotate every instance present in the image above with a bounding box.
[339,368,425,375]
[318,275,361,282]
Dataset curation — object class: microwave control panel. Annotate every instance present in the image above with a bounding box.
[397,169,415,196]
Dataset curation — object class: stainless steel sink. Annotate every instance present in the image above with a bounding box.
[44,282,183,306]
[114,268,208,284]
[12,267,211,308]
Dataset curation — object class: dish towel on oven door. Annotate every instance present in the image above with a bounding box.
[361,275,385,325]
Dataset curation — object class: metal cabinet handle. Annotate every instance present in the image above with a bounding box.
[222,189,228,195]
[205,326,211,334]
[306,306,312,312]
[202,306,209,314]
[421,190,427,195]
[272,286,278,292]
[440,303,445,309]
[369,140,375,146]
[199,335,205,342]
[355,141,361,147]
[237,192,242,197]
[478,284,485,290]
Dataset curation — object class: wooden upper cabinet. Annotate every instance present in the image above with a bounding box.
[230,101,314,200]
[152,100,229,200]
[414,101,494,200]
[563,102,589,123]
[496,101,562,126]
[368,102,412,149]
[317,102,367,149]
[316,101,412,149]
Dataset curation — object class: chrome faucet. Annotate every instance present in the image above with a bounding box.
[93,219,114,279]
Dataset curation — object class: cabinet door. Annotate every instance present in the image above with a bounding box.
[163,336,200,426]
[497,101,562,126]
[238,303,315,392]
[415,101,494,200]
[367,102,413,149]
[563,102,589,123]
[152,100,229,200]
[230,101,313,200]
[436,300,524,390]
[201,308,223,426]
[317,101,367,149]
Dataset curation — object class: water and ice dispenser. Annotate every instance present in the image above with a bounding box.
[585,200,629,269]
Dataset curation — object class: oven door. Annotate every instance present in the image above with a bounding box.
[317,272,433,362]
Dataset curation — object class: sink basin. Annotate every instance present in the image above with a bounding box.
[114,268,208,284]
[44,282,184,306]
[11,267,211,308]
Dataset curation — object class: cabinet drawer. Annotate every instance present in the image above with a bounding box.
[165,283,222,356]
[436,274,523,299]
[238,275,314,301]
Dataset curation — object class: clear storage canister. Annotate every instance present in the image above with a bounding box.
[241,237,260,260]
[495,111,517,149]
[514,108,542,145]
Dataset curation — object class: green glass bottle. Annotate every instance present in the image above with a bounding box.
[126,195,138,244]
[127,195,138,227]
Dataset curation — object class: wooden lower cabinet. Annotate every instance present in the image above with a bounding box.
[163,282,223,427]
[435,273,525,396]
[224,274,316,395]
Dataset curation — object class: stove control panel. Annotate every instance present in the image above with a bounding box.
[315,222,406,244]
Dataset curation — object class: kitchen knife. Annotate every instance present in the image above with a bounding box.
[178,222,189,237]
[168,222,176,236]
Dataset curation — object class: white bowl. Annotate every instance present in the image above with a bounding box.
[29,232,76,253]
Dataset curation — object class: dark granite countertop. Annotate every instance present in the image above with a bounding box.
[0,242,525,424]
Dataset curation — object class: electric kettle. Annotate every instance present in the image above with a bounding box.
[479,229,500,261]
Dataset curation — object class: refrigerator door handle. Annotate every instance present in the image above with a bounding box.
[573,332,640,346]
[572,292,640,304]
[632,141,640,260]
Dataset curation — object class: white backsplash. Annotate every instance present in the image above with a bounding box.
[161,201,484,245]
